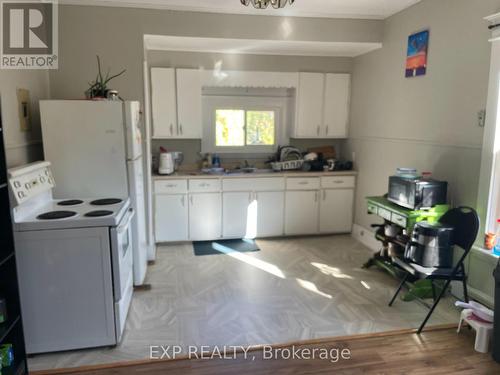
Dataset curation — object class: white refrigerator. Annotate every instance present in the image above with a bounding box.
[39,100,151,285]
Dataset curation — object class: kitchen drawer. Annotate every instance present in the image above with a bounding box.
[377,207,392,221]
[367,202,378,215]
[391,212,407,228]
[286,177,320,190]
[223,177,285,192]
[189,179,221,192]
[321,176,355,189]
[154,179,187,194]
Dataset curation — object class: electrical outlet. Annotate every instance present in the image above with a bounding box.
[478,109,486,127]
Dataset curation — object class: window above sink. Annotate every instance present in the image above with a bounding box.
[202,87,293,154]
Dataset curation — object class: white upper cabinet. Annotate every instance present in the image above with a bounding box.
[295,73,325,138]
[293,72,351,139]
[151,68,177,138]
[176,69,203,139]
[151,68,203,139]
[323,74,350,138]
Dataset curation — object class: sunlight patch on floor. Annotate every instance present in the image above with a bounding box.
[311,262,353,279]
[296,278,332,299]
[212,242,285,279]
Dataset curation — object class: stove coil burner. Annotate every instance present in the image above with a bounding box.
[90,198,123,206]
[84,210,114,218]
[57,199,84,206]
[37,211,77,220]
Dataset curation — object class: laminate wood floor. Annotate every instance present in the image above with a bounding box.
[33,328,500,375]
[28,235,460,372]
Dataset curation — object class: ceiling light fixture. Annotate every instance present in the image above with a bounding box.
[240,0,295,10]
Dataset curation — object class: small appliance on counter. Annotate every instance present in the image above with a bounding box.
[404,221,454,268]
[388,171,448,210]
[158,148,183,175]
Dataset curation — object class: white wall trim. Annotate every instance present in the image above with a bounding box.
[144,35,382,58]
[351,223,379,253]
[348,135,482,150]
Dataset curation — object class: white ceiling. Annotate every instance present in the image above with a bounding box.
[144,35,382,57]
[62,0,422,20]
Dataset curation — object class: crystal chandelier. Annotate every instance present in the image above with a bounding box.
[240,0,295,10]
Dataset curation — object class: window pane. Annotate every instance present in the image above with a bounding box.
[246,111,275,146]
[216,109,245,146]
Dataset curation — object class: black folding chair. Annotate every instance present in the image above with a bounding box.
[388,207,479,334]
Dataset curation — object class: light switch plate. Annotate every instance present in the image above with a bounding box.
[478,109,486,128]
[17,88,31,132]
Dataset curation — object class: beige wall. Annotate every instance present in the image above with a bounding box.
[49,5,382,101]
[1,70,50,168]
[346,0,500,230]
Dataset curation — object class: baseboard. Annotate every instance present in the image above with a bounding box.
[351,223,380,252]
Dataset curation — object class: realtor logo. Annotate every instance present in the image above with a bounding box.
[1,0,58,69]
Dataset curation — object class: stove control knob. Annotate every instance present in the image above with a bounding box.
[39,176,46,183]
[17,191,25,199]
[13,181,21,189]
[25,183,31,190]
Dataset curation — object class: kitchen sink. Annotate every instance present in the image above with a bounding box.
[224,168,274,175]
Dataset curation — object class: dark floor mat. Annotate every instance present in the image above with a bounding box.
[193,239,260,256]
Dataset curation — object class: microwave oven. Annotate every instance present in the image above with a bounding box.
[387,176,447,210]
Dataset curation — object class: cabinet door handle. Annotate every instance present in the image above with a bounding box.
[316,125,320,136]
[323,190,326,200]
[181,196,185,206]
[249,192,252,203]
[170,123,173,135]
[326,125,329,136]
[180,123,183,135]
[299,181,309,185]
[190,195,194,205]
[314,191,318,202]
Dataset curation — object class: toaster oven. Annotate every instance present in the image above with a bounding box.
[388,176,447,210]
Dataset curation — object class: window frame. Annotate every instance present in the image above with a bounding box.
[202,95,290,154]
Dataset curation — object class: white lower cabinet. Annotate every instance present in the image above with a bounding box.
[285,191,319,235]
[154,194,188,242]
[222,192,253,238]
[256,192,284,237]
[154,175,355,242]
[189,193,222,240]
[319,189,354,233]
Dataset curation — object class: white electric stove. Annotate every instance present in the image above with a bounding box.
[8,161,134,354]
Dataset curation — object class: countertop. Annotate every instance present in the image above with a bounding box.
[152,170,357,180]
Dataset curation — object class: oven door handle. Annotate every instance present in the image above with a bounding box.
[117,208,135,233]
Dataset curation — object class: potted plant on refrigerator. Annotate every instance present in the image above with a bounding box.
[85,55,126,100]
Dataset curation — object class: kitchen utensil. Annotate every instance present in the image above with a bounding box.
[384,224,400,237]
[327,159,336,171]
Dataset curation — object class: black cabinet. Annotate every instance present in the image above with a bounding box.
[0,119,27,373]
